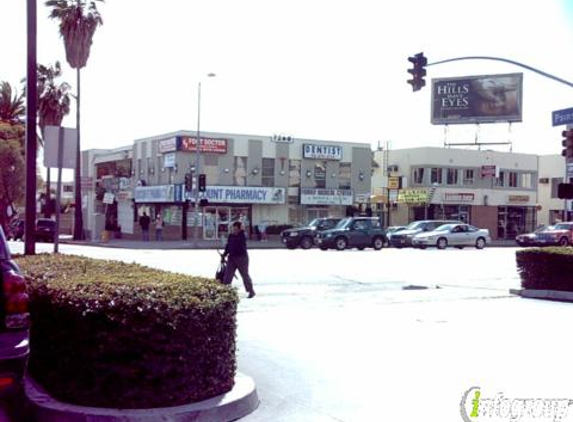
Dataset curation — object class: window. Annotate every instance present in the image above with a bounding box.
[204,155,219,186]
[508,172,518,188]
[430,168,442,184]
[551,177,563,198]
[521,173,532,189]
[289,160,301,187]
[446,168,458,185]
[462,169,474,185]
[496,171,506,187]
[339,163,351,189]
[314,161,327,189]
[234,157,247,186]
[262,158,275,187]
[413,168,425,184]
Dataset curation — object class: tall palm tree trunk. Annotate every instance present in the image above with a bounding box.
[73,67,83,240]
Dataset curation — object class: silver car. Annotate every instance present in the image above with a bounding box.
[412,223,491,250]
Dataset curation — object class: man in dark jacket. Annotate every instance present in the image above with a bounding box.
[223,221,256,298]
[139,212,151,241]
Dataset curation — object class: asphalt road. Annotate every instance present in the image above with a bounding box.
[9,243,567,421]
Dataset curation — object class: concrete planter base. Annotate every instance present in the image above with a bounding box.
[25,372,259,422]
[510,288,573,302]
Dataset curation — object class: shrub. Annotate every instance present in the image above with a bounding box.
[15,254,238,409]
[516,247,573,291]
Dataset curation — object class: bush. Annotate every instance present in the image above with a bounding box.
[15,254,238,409]
[516,247,573,291]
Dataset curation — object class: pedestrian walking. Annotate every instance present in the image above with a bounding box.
[258,220,267,242]
[139,212,150,241]
[223,221,256,298]
[155,213,164,241]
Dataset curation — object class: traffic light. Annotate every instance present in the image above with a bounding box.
[407,52,427,92]
[562,129,573,159]
[558,183,573,199]
[184,173,193,191]
[198,174,207,192]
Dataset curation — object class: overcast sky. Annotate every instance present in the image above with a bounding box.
[3,0,573,158]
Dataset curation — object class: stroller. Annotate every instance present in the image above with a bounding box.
[215,250,236,285]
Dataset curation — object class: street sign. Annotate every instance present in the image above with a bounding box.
[552,107,573,126]
[388,176,400,189]
[43,126,78,168]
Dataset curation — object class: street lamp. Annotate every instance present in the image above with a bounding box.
[193,73,216,247]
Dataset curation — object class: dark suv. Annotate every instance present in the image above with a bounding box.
[281,217,342,249]
[315,217,388,251]
[35,218,56,243]
[389,220,460,248]
[0,225,30,397]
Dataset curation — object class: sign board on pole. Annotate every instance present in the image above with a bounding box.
[552,107,573,127]
[103,192,115,205]
[43,126,78,169]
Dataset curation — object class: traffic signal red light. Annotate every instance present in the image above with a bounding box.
[407,52,427,92]
[562,129,573,159]
[558,183,573,199]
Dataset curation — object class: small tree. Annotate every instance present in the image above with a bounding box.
[0,140,25,232]
[0,81,25,125]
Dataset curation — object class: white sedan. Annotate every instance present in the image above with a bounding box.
[412,223,491,250]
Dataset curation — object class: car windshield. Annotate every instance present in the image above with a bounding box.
[307,219,321,228]
[335,218,352,229]
[405,221,425,230]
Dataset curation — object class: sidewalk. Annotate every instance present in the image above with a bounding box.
[60,235,519,250]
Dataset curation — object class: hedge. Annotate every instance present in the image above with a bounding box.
[15,254,239,409]
[516,247,573,291]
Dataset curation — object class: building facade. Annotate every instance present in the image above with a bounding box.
[537,155,572,225]
[82,131,372,241]
[373,147,539,240]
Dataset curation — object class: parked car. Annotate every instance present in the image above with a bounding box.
[0,225,30,398]
[35,218,56,242]
[315,217,388,251]
[412,223,491,249]
[281,217,342,249]
[534,222,573,247]
[515,225,554,247]
[389,220,460,248]
[386,225,407,241]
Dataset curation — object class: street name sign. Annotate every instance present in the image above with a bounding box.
[552,107,573,126]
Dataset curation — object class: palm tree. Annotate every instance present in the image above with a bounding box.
[37,61,72,217]
[46,0,104,240]
[0,82,25,125]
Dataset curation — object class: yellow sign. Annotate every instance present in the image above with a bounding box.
[397,188,431,204]
[388,176,400,189]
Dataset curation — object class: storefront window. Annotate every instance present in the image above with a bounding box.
[314,161,327,189]
[289,160,301,187]
[508,172,518,187]
[446,168,458,185]
[204,155,219,186]
[496,171,506,187]
[234,157,247,186]
[413,168,424,184]
[463,169,474,185]
[339,163,351,189]
[262,158,275,187]
[430,168,442,184]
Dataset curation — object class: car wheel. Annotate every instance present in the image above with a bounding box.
[475,237,486,249]
[300,236,314,250]
[559,237,569,247]
[372,236,384,250]
[437,237,448,250]
[335,237,348,251]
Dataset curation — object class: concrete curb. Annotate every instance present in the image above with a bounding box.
[510,288,573,302]
[24,372,259,422]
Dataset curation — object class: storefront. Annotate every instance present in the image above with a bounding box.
[497,205,536,239]
[299,188,352,222]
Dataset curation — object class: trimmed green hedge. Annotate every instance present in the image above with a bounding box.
[15,254,238,409]
[516,247,573,291]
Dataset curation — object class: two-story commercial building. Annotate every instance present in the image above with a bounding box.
[82,131,372,241]
[373,147,539,240]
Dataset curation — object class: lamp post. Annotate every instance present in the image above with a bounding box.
[193,73,216,247]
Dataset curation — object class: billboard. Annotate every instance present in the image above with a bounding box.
[431,73,523,125]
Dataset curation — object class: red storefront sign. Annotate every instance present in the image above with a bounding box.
[181,137,227,154]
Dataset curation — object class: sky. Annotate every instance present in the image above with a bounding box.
[3,0,573,160]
